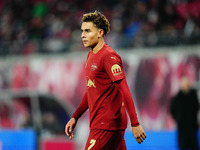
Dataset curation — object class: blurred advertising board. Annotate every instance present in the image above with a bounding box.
[41,138,75,150]
[0,130,36,150]
[125,130,200,150]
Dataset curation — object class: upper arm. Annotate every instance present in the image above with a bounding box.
[103,53,125,82]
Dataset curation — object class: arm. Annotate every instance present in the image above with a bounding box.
[65,92,88,139]
[115,78,147,144]
[103,52,146,143]
[72,92,88,120]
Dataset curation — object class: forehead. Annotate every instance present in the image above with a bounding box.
[81,22,98,30]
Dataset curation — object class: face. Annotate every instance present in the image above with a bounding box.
[180,76,191,92]
[81,22,102,48]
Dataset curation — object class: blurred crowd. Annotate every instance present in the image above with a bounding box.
[0,0,200,55]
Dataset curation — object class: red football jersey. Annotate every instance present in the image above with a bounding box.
[85,44,127,130]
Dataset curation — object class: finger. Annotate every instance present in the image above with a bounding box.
[69,135,72,140]
[143,132,147,137]
[69,124,73,134]
[139,136,143,142]
[66,124,73,137]
[71,132,74,138]
[136,138,141,144]
[136,135,145,144]
[144,132,147,138]
[65,125,70,136]
[141,133,146,140]
[69,132,74,140]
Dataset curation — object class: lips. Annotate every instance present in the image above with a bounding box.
[83,40,87,44]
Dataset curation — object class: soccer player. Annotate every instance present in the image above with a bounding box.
[65,10,147,150]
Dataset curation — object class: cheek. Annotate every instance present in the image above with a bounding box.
[89,33,98,42]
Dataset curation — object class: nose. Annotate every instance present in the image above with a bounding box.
[81,32,85,38]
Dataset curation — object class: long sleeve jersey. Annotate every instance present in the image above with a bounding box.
[72,44,139,130]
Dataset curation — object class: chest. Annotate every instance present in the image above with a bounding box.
[85,53,105,77]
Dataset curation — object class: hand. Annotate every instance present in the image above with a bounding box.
[132,125,147,144]
[65,118,77,140]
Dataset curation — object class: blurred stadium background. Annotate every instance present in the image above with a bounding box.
[0,0,200,150]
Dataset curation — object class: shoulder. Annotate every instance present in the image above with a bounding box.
[190,88,197,93]
[176,91,183,98]
[172,91,182,101]
[190,88,198,97]
[102,44,120,59]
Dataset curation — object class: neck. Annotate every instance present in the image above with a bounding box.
[91,38,105,54]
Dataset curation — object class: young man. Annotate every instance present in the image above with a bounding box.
[65,10,146,150]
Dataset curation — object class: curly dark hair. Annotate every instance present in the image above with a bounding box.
[82,10,110,35]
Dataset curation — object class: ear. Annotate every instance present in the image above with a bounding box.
[98,29,104,38]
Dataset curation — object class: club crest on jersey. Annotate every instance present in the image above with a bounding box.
[111,64,122,76]
[86,77,96,88]
[91,63,97,71]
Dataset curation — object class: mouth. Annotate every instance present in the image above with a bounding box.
[82,40,88,44]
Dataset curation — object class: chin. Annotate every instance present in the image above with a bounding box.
[83,44,90,48]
